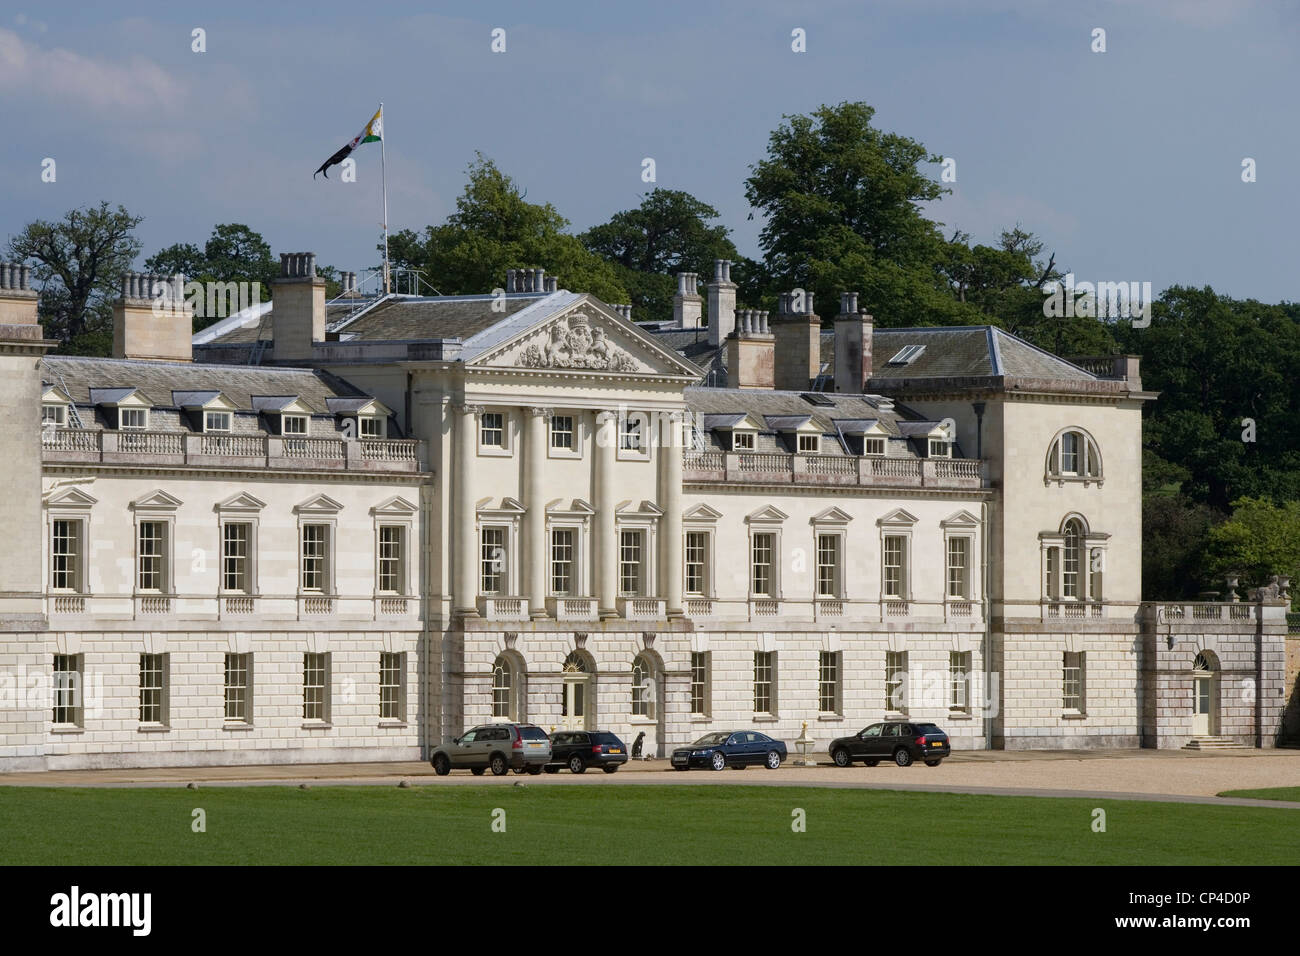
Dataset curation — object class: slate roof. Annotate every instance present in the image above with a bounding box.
[650,324,1098,386]
[42,356,368,414]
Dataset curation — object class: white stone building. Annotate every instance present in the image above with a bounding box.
[0,255,1287,771]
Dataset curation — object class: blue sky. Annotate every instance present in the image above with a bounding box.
[2,0,1297,303]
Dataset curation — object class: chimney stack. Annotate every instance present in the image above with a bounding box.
[673,272,703,329]
[833,292,873,394]
[706,259,736,347]
[112,271,193,362]
[724,308,774,389]
[0,261,39,327]
[272,251,326,363]
[544,275,558,293]
[772,288,821,391]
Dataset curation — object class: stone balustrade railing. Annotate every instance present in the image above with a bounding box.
[683,450,985,489]
[42,428,425,473]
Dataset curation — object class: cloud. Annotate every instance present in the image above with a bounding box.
[0,27,185,113]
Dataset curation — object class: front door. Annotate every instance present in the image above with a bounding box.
[1192,675,1213,735]
[562,677,591,731]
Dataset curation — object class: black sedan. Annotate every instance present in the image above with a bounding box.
[544,730,629,774]
[670,731,787,771]
[828,721,951,768]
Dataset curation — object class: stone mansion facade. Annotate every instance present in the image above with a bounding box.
[0,255,1288,770]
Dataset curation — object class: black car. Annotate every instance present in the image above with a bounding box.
[828,721,951,767]
[544,730,629,774]
[670,731,787,771]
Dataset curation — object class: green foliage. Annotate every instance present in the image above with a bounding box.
[385,154,628,304]
[1142,494,1223,599]
[1203,497,1300,590]
[145,224,286,331]
[7,201,143,347]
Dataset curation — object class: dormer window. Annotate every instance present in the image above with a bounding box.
[797,434,821,454]
[358,415,385,439]
[282,414,308,436]
[42,404,67,428]
[120,408,148,430]
[204,411,232,433]
[864,437,886,456]
[928,439,951,458]
[731,431,756,451]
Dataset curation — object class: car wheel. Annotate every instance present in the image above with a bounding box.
[568,754,586,774]
[602,766,619,774]
[893,748,913,768]
[543,765,560,774]
[527,765,543,775]
[832,748,850,768]
[765,750,782,770]
[710,751,727,771]
[925,760,942,767]
[471,767,485,776]
[513,767,528,775]
[490,753,509,776]
[432,754,451,776]
[865,760,879,767]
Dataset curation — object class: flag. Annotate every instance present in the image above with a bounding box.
[313,107,383,179]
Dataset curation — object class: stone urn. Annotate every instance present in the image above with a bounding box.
[794,721,817,767]
[1225,576,1239,602]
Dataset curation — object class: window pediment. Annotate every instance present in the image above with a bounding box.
[294,493,344,515]
[370,495,418,517]
[130,489,183,512]
[811,506,853,526]
[877,508,918,527]
[216,491,267,513]
[746,504,789,524]
[45,486,98,509]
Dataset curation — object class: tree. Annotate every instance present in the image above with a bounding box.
[1204,497,1300,592]
[7,202,142,350]
[382,154,628,304]
[582,189,741,323]
[744,102,961,324]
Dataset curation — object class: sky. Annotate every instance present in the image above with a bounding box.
[2,0,1297,304]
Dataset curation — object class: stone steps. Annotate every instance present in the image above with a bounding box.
[1182,736,1249,751]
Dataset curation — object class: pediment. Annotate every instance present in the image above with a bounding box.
[131,489,183,512]
[811,506,854,525]
[617,499,664,517]
[370,495,418,516]
[746,504,789,523]
[683,502,723,521]
[472,300,700,378]
[216,491,268,513]
[294,493,344,515]
[941,509,980,528]
[877,508,918,527]
[42,384,71,404]
[547,498,595,515]
[45,486,98,508]
[477,496,525,514]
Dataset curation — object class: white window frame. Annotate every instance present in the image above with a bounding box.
[618,528,646,597]
[730,429,756,452]
[379,651,406,722]
[1063,651,1086,714]
[818,650,842,715]
[134,516,173,594]
[946,536,971,599]
[548,412,583,460]
[302,652,330,723]
[797,433,822,455]
[376,524,408,595]
[221,521,254,595]
[882,534,908,600]
[863,436,886,456]
[632,654,656,720]
[478,409,512,457]
[224,652,252,724]
[119,407,149,430]
[950,651,971,713]
[42,404,68,428]
[689,651,711,716]
[928,438,951,458]
[753,650,777,716]
[617,412,651,461]
[204,410,232,433]
[52,653,83,727]
[1045,427,1104,485]
[492,654,519,721]
[885,650,909,715]
[549,525,578,596]
[358,415,386,439]
[684,529,712,597]
[49,516,86,593]
[138,652,169,726]
[480,525,510,595]
[298,523,334,595]
[281,413,308,436]
[750,530,778,599]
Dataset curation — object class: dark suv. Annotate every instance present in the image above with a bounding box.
[430,723,552,776]
[828,721,951,767]
[544,730,629,774]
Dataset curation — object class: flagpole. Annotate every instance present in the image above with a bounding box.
[379,101,390,295]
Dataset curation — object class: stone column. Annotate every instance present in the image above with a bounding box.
[525,407,549,618]
[659,412,685,617]
[595,411,618,618]
[453,403,482,616]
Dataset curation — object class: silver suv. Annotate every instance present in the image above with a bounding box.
[430,723,552,776]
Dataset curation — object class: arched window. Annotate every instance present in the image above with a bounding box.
[1062,519,1083,598]
[1046,429,1102,482]
[631,654,656,719]
[492,655,514,720]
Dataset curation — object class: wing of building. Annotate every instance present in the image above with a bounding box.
[0,257,1288,771]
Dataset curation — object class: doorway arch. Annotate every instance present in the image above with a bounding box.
[1191,650,1219,736]
[561,650,596,731]
[631,650,666,758]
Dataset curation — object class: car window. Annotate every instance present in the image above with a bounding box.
[519,726,548,741]
[593,733,621,745]
[460,731,477,743]
[575,733,589,744]
[914,723,943,735]
[726,733,744,746]
[883,724,901,736]
[490,728,509,741]
[860,724,882,737]
[695,733,730,746]
[552,733,568,746]
[751,732,770,743]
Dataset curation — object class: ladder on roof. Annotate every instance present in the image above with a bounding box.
[248,339,269,366]
[43,362,85,428]
[810,360,834,392]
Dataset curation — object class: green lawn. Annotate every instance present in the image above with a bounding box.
[0,785,1294,865]
[1218,787,1300,802]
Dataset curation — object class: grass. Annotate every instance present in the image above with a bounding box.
[0,784,1295,865]
[1218,787,1300,802]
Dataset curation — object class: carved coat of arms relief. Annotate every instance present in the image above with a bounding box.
[515,312,641,372]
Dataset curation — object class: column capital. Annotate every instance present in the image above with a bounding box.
[451,402,485,417]
[526,406,553,419]
[595,410,619,425]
